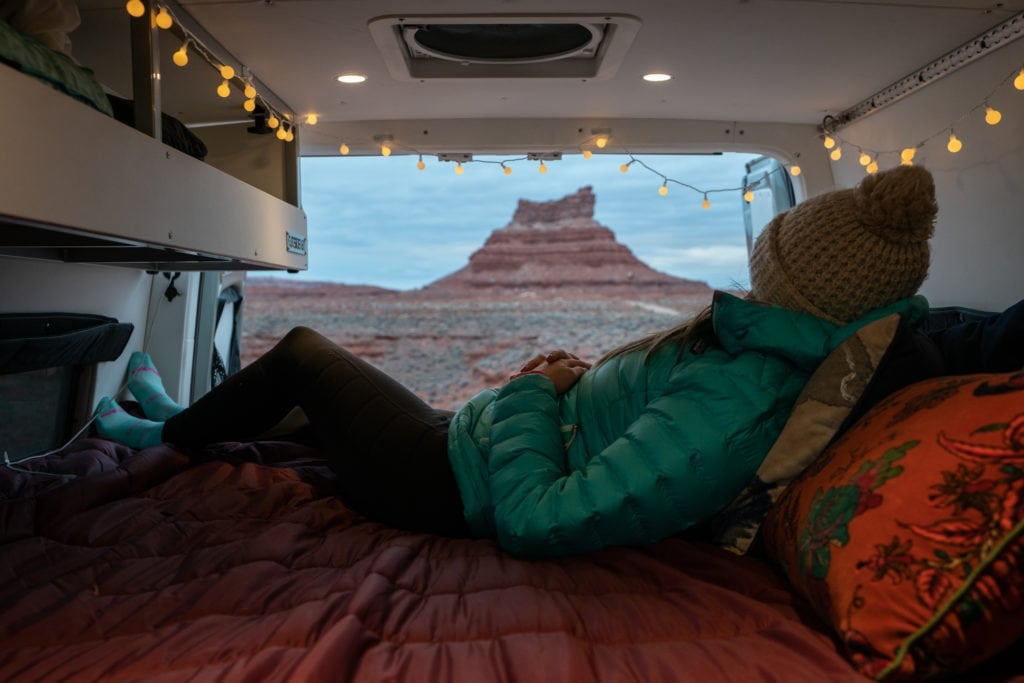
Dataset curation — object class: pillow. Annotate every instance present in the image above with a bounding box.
[708,313,902,554]
[0,18,113,116]
[762,371,1024,681]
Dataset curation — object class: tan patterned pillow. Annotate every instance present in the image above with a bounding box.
[709,313,902,554]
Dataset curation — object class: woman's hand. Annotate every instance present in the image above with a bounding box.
[510,349,592,395]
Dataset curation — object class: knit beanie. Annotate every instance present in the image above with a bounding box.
[749,165,937,325]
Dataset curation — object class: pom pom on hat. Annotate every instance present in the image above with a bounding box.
[749,165,937,325]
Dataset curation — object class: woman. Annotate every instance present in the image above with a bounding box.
[96,165,938,558]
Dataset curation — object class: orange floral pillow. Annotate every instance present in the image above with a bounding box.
[763,371,1024,681]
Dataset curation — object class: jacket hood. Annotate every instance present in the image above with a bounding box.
[712,291,929,373]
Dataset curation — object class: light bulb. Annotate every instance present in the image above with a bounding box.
[276,127,287,140]
[306,114,319,125]
[503,165,512,176]
[455,163,464,175]
[619,163,630,173]
[866,161,879,174]
[219,65,235,80]
[1015,68,1024,91]
[243,98,256,112]
[125,0,144,18]
[789,165,801,177]
[743,189,754,203]
[582,149,593,159]
[823,135,835,149]
[172,44,188,67]
[659,184,668,196]
[830,147,842,161]
[243,84,257,99]
[285,129,294,142]
[416,156,425,170]
[947,131,962,153]
[859,152,871,166]
[701,195,711,210]
[339,143,350,155]
[596,136,608,149]
[900,147,916,163]
[267,115,279,129]
[155,7,172,29]
[984,106,1002,125]
[216,80,230,98]
[381,144,392,157]
[538,161,547,174]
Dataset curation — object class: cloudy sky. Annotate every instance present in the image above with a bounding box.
[297,151,766,291]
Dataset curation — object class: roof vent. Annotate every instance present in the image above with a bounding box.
[369,14,641,80]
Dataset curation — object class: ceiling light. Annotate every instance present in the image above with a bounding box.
[337,74,367,84]
[642,73,671,82]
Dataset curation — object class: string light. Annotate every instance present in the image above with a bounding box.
[276,126,287,140]
[503,164,512,176]
[126,1,298,146]
[455,162,464,175]
[984,105,1002,125]
[306,114,319,125]
[538,160,548,174]
[155,6,173,29]
[596,136,609,149]
[582,149,593,159]
[823,135,836,149]
[380,143,392,157]
[339,143,349,155]
[858,151,871,166]
[701,194,711,210]
[866,161,879,174]
[417,155,426,170]
[659,182,669,196]
[172,41,189,67]
[829,146,842,161]
[900,147,917,165]
[947,130,963,153]
[790,166,801,176]
[1015,67,1024,90]
[743,188,754,202]
[619,161,632,173]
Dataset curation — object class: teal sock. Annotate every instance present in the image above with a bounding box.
[94,397,165,449]
[128,351,184,421]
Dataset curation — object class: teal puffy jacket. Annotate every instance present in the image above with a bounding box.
[447,291,928,558]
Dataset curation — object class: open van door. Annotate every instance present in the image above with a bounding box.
[742,156,796,260]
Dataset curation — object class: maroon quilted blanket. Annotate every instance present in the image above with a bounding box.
[0,438,1020,682]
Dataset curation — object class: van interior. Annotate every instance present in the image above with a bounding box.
[1,1,1022,681]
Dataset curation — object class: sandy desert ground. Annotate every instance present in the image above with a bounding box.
[241,280,715,410]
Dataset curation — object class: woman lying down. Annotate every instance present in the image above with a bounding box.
[96,165,938,558]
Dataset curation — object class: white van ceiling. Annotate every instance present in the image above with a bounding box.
[73,0,1024,153]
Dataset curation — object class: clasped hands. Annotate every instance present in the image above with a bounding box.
[509,349,592,395]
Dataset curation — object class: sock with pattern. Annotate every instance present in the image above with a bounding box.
[93,397,165,449]
[128,351,184,421]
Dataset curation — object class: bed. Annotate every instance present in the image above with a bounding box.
[2,322,1023,682]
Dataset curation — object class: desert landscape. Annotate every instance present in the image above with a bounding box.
[241,187,721,410]
[241,282,715,410]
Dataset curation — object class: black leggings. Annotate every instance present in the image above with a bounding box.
[163,326,470,537]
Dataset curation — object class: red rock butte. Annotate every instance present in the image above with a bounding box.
[423,186,710,295]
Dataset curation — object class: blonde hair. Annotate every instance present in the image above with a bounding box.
[595,304,715,367]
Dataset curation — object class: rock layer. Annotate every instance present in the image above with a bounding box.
[424,186,709,294]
